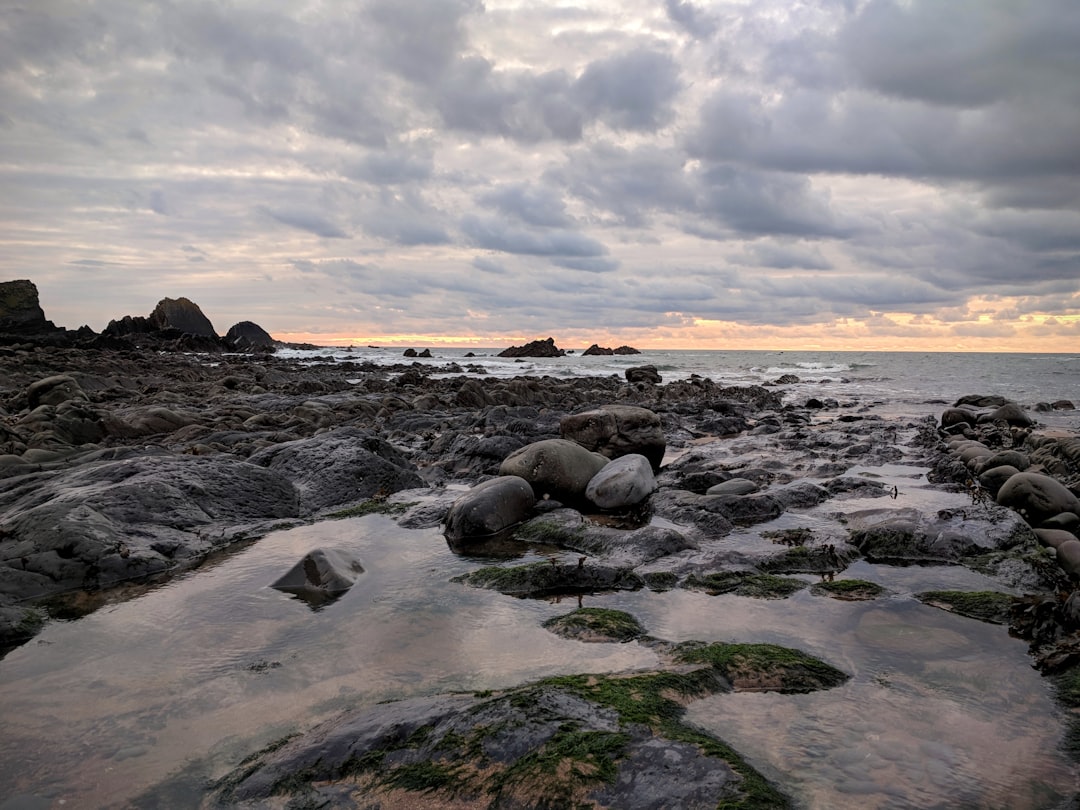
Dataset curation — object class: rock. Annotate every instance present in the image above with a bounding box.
[955,395,1010,408]
[560,405,666,470]
[270,548,365,607]
[403,348,417,357]
[979,402,1034,428]
[224,321,275,350]
[417,348,432,358]
[613,345,641,355]
[0,279,59,335]
[444,476,536,542]
[625,365,661,385]
[847,506,1035,564]
[996,472,1080,526]
[706,478,759,496]
[498,337,565,357]
[147,296,217,336]
[1035,529,1077,549]
[26,375,87,409]
[582,344,614,356]
[454,561,644,597]
[1057,540,1080,578]
[0,451,301,605]
[1052,400,1075,410]
[976,449,1029,474]
[499,438,609,504]
[978,465,1021,498]
[941,408,977,428]
[248,427,424,514]
[585,454,657,509]
[542,607,645,642]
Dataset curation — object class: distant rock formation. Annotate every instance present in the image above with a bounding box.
[582,344,642,356]
[225,321,275,351]
[149,297,217,336]
[498,337,565,358]
[0,280,60,336]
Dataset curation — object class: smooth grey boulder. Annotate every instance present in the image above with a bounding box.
[977,450,1029,474]
[499,438,608,504]
[1036,529,1077,550]
[705,478,758,496]
[586,454,657,509]
[249,427,423,514]
[996,472,1080,526]
[444,475,536,541]
[1058,540,1080,578]
[271,548,364,607]
[941,407,977,428]
[561,405,666,470]
[978,465,1020,498]
[980,402,1034,427]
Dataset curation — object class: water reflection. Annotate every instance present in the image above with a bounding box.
[0,514,1076,809]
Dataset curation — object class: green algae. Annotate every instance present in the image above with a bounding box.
[324,499,414,519]
[916,590,1014,624]
[674,642,851,693]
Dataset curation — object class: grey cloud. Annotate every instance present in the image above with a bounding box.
[346,148,434,186]
[479,184,574,228]
[841,0,1080,109]
[734,243,833,270]
[262,207,348,239]
[367,0,479,84]
[572,49,683,131]
[550,257,620,274]
[461,215,608,258]
[664,0,717,39]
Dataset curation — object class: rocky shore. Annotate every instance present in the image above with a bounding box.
[3,286,1080,807]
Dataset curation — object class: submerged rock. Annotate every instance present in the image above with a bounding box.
[271,548,365,608]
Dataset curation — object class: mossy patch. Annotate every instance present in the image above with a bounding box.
[514,517,587,544]
[759,545,847,575]
[643,571,679,591]
[916,590,1014,624]
[673,642,850,694]
[324,499,414,519]
[811,579,886,601]
[542,608,646,643]
[683,571,808,599]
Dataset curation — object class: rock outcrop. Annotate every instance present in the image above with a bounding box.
[0,279,60,336]
[498,337,565,357]
[225,321,275,350]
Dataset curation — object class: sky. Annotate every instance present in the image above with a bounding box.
[2,0,1079,351]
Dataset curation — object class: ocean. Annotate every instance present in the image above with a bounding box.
[279,347,1080,423]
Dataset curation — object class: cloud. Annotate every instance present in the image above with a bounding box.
[262,207,348,239]
[461,214,608,258]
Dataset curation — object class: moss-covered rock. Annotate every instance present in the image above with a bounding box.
[811,579,886,601]
[542,607,646,642]
[453,561,644,598]
[916,590,1014,624]
[683,571,808,599]
[673,641,851,693]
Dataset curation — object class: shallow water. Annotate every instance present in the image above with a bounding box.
[1,499,1078,808]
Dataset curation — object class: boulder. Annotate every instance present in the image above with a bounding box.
[498,438,609,504]
[941,408,977,428]
[585,454,657,510]
[498,337,565,357]
[444,476,536,541]
[271,548,365,607]
[26,375,87,409]
[582,344,614,356]
[560,405,666,470]
[148,296,217,336]
[1035,529,1077,550]
[625,365,662,385]
[996,472,1080,526]
[978,465,1021,498]
[976,449,1029,474]
[705,478,759,496]
[225,321,275,350]
[1058,540,1080,578]
[979,402,1034,428]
